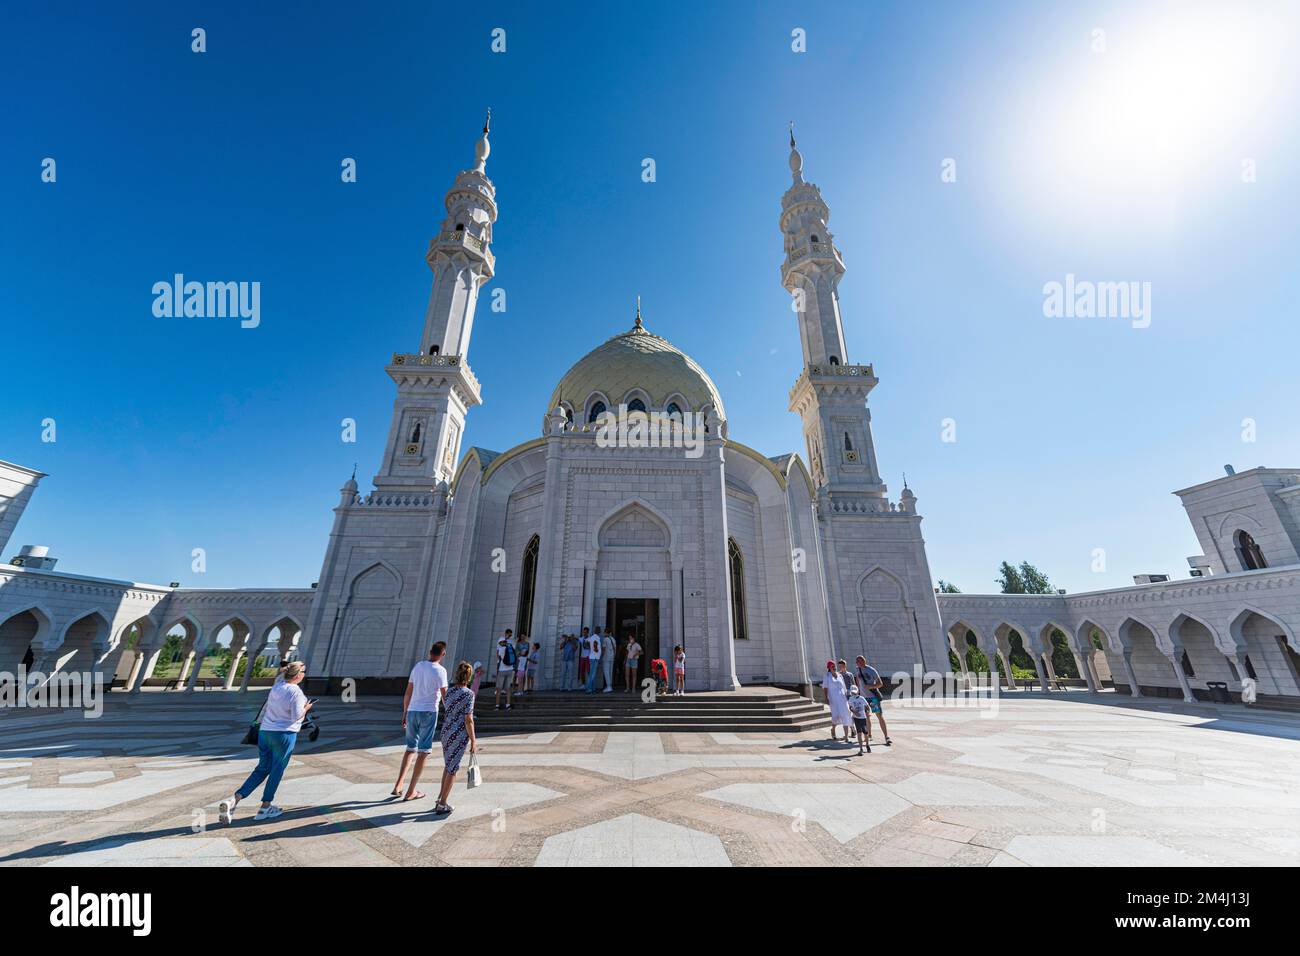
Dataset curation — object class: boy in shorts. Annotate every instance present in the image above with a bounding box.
[846,684,872,755]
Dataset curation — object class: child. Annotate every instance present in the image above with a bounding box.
[846,684,872,755]
[672,645,686,696]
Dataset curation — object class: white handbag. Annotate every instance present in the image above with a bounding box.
[466,752,481,789]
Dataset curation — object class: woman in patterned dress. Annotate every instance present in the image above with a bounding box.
[435,660,478,814]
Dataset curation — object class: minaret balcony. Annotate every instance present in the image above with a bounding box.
[784,239,844,270]
[427,229,495,273]
[788,362,877,409]
[387,352,482,406]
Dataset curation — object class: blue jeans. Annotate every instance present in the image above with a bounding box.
[586,659,601,692]
[237,729,296,803]
[560,658,576,690]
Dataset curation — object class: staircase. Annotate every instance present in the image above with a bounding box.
[472,686,830,734]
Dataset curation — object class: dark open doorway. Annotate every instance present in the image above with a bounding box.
[605,597,659,689]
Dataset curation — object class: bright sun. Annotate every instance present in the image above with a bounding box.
[998,0,1299,240]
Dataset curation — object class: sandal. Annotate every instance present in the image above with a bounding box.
[433,801,452,814]
[404,791,426,801]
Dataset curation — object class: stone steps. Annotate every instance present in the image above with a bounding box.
[470,687,831,733]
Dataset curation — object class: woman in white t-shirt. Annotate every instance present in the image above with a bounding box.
[673,645,686,696]
[624,635,643,693]
[220,661,313,823]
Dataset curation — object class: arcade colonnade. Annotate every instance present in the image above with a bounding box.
[936,565,1300,704]
[0,565,315,692]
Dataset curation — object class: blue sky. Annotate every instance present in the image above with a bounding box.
[2,0,1298,594]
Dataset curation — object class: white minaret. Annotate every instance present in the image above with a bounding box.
[373,115,496,490]
[782,127,886,499]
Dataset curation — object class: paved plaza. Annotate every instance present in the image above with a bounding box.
[1,692,1298,867]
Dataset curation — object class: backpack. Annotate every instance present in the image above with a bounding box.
[501,641,516,667]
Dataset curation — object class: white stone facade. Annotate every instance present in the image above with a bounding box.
[3,128,1295,703]
[294,128,949,692]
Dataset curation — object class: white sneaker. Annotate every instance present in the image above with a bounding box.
[602,688,613,694]
[253,805,283,821]
[218,796,237,824]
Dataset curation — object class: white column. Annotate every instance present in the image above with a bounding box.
[1166,650,1196,704]
[183,644,206,692]
[123,649,145,692]
[1029,655,1050,691]
[224,648,245,690]
[990,643,1011,690]
[239,644,267,693]
[672,561,685,660]
[128,648,160,694]
[1120,649,1142,697]
[1075,648,1098,693]
[581,565,596,633]
[950,637,970,689]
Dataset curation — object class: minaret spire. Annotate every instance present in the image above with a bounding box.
[781,131,885,497]
[788,122,804,184]
[474,108,492,172]
[374,117,498,489]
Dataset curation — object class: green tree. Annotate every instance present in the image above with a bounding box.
[937,580,961,593]
[996,560,1056,595]
[1020,562,1055,594]
[996,561,1026,593]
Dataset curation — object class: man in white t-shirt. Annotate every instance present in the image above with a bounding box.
[584,630,603,693]
[494,628,517,710]
[392,641,448,801]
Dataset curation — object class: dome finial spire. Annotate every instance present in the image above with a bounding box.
[634,295,643,329]
[474,109,492,172]
[788,121,804,183]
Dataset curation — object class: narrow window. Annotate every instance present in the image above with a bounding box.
[627,398,647,413]
[828,356,840,365]
[843,432,853,451]
[666,402,683,420]
[588,401,607,424]
[728,537,748,640]
[515,535,540,639]
[1180,651,1196,678]
[1235,530,1267,571]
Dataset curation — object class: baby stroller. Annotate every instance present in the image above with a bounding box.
[649,659,669,698]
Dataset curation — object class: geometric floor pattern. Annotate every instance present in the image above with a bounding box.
[1,691,1299,866]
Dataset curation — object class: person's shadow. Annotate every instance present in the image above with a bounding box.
[779,737,860,762]
[0,797,403,864]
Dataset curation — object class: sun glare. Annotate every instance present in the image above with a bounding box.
[997,1,1299,241]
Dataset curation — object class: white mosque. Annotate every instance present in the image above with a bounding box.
[2,122,1298,707]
